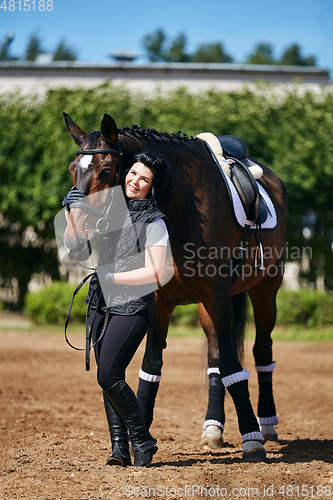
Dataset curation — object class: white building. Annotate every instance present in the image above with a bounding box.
[0,61,330,96]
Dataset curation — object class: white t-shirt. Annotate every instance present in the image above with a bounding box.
[145,218,168,247]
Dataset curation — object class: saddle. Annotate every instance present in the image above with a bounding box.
[197,132,269,283]
[217,135,267,225]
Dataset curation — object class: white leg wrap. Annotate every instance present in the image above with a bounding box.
[139,369,162,383]
[222,369,250,388]
[207,367,220,376]
[242,431,264,443]
[258,415,278,425]
[203,419,224,431]
[255,361,276,372]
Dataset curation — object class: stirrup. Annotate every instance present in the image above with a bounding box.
[254,242,265,271]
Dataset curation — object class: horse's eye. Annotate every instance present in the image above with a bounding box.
[99,168,112,178]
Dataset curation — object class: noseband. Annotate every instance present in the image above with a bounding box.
[76,139,123,187]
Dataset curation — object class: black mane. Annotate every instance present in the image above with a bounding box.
[119,124,195,141]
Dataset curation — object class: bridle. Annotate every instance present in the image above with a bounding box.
[72,140,124,235]
[76,139,123,188]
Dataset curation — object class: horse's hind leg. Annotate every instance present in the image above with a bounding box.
[198,303,225,449]
[136,297,175,431]
[202,282,266,462]
[248,263,284,442]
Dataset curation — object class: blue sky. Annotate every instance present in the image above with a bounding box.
[1,0,332,75]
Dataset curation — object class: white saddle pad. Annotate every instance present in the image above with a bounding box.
[224,174,277,230]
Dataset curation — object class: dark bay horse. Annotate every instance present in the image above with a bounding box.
[62,112,287,462]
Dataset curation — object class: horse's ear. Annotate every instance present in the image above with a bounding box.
[100,114,118,144]
[63,112,88,146]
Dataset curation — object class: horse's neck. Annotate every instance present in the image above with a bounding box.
[120,134,153,154]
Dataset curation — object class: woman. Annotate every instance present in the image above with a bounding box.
[86,151,173,468]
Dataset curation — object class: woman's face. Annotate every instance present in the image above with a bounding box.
[125,162,154,200]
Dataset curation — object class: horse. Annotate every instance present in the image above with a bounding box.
[62,112,287,462]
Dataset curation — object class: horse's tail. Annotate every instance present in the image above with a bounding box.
[232,291,248,362]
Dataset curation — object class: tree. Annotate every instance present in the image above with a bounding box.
[25,33,44,61]
[193,42,233,63]
[0,32,15,61]
[142,30,234,63]
[53,39,76,61]
[167,33,190,63]
[142,28,167,62]
[278,43,316,66]
[245,43,275,65]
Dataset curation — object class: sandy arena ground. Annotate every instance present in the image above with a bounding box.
[1,320,333,499]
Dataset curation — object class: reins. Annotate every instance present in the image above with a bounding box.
[64,274,110,371]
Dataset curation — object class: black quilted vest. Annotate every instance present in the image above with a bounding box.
[85,198,169,324]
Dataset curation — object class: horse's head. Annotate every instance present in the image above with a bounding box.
[62,113,122,261]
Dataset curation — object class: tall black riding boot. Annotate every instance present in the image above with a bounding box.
[103,391,132,467]
[105,381,157,467]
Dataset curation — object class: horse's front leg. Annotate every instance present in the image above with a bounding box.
[136,296,175,430]
[202,281,266,462]
[248,259,284,443]
[198,303,225,449]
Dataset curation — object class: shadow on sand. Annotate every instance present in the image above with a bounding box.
[150,439,333,467]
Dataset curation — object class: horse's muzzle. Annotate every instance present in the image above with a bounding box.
[64,234,92,261]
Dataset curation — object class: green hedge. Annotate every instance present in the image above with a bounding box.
[276,289,333,327]
[24,281,89,324]
[170,303,200,327]
[24,281,333,328]
[170,290,333,328]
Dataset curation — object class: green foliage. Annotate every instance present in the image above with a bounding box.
[276,289,333,327]
[245,43,275,65]
[170,290,333,329]
[141,32,318,67]
[168,34,190,63]
[142,28,168,62]
[1,82,333,308]
[170,303,200,327]
[22,281,333,329]
[25,33,44,61]
[24,281,89,324]
[279,44,316,66]
[0,33,15,61]
[193,43,233,63]
[142,30,233,63]
[53,39,76,61]
[245,43,317,67]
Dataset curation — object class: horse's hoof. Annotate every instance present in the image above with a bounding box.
[242,441,267,462]
[260,424,278,442]
[200,425,223,449]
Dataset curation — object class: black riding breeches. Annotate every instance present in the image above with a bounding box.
[91,310,150,392]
